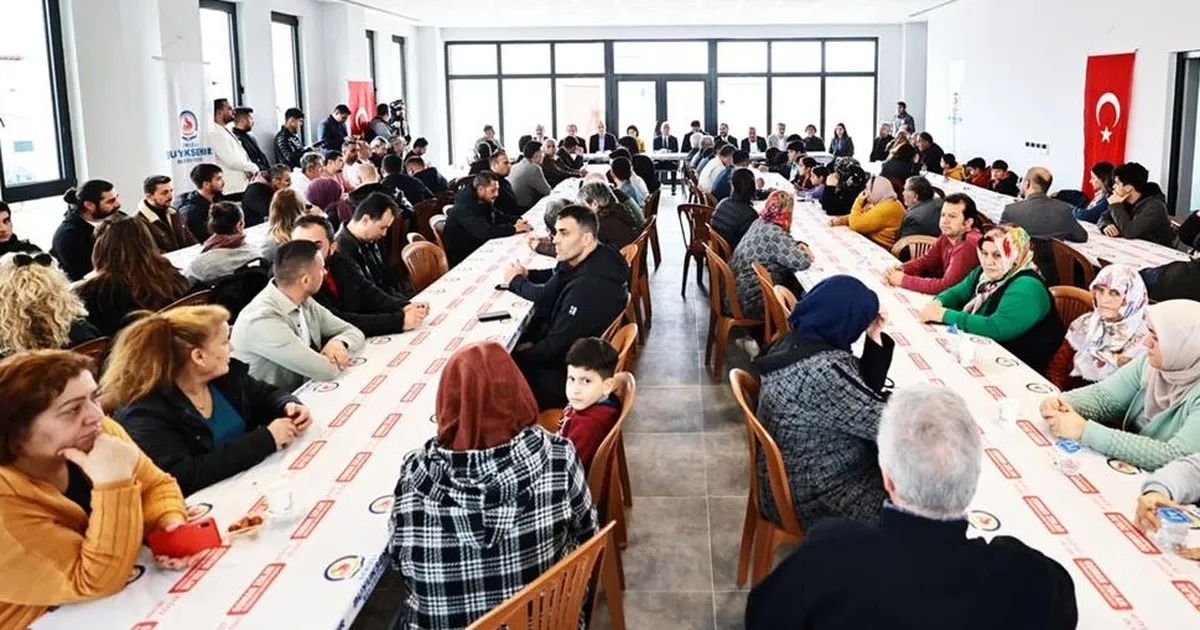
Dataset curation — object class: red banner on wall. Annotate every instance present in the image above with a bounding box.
[347,81,376,136]
[1082,52,1136,195]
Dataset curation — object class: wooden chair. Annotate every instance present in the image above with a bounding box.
[701,189,719,208]
[610,323,639,374]
[406,232,426,244]
[890,235,937,262]
[1051,239,1098,289]
[1050,285,1094,330]
[430,214,448,252]
[709,225,733,260]
[678,204,714,297]
[729,368,805,587]
[642,189,662,268]
[70,337,111,370]
[385,210,410,274]
[773,285,797,313]
[619,244,642,339]
[602,298,631,342]
[752,263,791,346]
[449,176,472,192]
[158,289,213,313]
[588,373,636,555]
[411,198,441,241]
[703,245,763,382]
[619,221,654,343]
[435,189,456,208]
[466,522,623,630]
[402,241,449,293]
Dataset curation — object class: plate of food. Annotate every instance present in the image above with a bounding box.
[226,514,266,539]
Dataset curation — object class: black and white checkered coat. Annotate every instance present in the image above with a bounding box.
[388,426,597,629]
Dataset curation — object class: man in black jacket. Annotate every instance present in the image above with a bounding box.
[444,171,532,267]
[557,136,586,172]
[0,201,43,256]
[294,215,428,336]
[317,104,351,152]
[745,385,1077,630]
[240,165,290,228]
[917,131,945,174]
[502,204,629,408]
[487,151,522,218]
[587,122,618,153]
[869,122,894,162]
[741,126,767,153]
[1099,161,1182,248]
[406,156,449,194]
[334,193,407,296]
[380,154,433,204]
[231,107,271,172]
[177,163,226,242]
[654,122,679,152]
[274,107,307,168]
[51,179,121,281]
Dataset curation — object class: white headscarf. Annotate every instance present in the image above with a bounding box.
[866,177,898,206]
[1143,300,1200,419]
[1064,264,1150,382]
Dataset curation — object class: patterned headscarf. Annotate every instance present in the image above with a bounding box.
[1064,264,1150,381]
[832,157,868,193]
[760,190,795,232]
[962,226,1037,315]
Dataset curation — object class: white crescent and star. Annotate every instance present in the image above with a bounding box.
[1095,92,1122,143]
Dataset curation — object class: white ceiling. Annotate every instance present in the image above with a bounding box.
[354,0,944,27]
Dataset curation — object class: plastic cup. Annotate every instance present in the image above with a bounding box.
[1156,507,1191,553]
[997,398,1020,425]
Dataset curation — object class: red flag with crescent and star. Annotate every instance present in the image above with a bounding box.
[1082,52,1136,196]
[347,80,376,137]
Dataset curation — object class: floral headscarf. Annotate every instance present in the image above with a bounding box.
[1064,264,1149,381]
[760,190,795,232]
[962,226,1037,315]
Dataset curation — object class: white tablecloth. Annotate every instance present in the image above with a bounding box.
[789,200,1200,628]
[34,198,563,629]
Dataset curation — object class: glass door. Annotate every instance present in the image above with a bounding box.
[617,80,658,144]
[613,77,708,151]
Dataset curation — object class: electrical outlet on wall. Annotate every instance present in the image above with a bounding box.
[1024,141,1051,156]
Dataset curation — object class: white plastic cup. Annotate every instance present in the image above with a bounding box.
[266,482,293,518]
[956,338,976,366]
[997,398,1020,425]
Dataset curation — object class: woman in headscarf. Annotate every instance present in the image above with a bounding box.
[1046,264,1149,391]
[819,157,868,217]
[919,225,1064,372]
[830,175,905,249]
[1041,300,1200,470]
[729,190,812,321]
[388,342,596,630]
[753,275,893,527]
[304,177,352,230]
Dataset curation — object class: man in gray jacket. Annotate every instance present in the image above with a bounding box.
[898,176,943,240]
[999,167,1087,243]
[232,239,366,391]
[509,141,553,209]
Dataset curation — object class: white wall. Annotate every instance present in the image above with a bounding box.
[925,0,1197,192]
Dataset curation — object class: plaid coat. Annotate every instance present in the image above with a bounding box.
[388,426,596,629]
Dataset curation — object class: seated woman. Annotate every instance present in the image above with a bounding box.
[75,215,193,337]
[1071,162,1114,223]
[711,169,761,250]
[0,252,98,357]
[101,305,309,495]
[388,341,596,629]
[1041,300,1200,470]
[186,202,265,284]
[608,157,645,207]
[831,176,905,250]
[819,157,868,217]
[306,177,353,229]
[754,275,893,527]
[797,166,828,202]
[730,190,812,321]
[881,142,920,182]
[919,226,1064,373]
[0,350,190,628]
[1046,264,1149,391]
[630,154,661,195]
[576,181,640,250]
[883,193,982,295]
[261,188,308,262]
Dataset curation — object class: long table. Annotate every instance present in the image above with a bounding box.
[32,183,580,629]
[789,200,1200,627]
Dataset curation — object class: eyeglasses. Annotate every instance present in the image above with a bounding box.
[12,252,54,268]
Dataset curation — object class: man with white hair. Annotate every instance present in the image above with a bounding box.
[746,385,1077,630]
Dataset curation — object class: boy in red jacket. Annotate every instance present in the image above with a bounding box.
[556,337,621,471]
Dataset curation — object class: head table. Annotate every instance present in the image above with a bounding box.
[787,198,1200,628]
[33,181,585,630]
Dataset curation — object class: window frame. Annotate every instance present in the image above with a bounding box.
[0,0,77,203]
[365,29,378,97]
[270,11,304,141]
[1168,51,1200,218]
[391,35,409,105]
[199,0,244,103]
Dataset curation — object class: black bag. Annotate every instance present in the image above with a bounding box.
[209,259,270,323]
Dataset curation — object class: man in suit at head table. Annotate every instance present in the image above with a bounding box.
[742,126,768,153]
[588,122,618,153]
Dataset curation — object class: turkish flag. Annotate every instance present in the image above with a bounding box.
[347,81,376,137]
[1082,52,1136,195]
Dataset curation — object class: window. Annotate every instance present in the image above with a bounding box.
[270,13,302,127]
[365,30,377,95]
[555,43,604,75]
[824,41,877,73]
[771,41,822,73]
[0,0,75,201]
[448,44,497,75]
[612,41,708,74]
[718,77,767,142]
[717,41,767,74]
[502,79,552,150]
[771,77,821,137]
[556,78,605,141]
[825,77,876,158]
[501,43,550,75]
[1169,52,1200,217]
[199,0,242,105]
[391,36,408,104]
[449,79,498,162]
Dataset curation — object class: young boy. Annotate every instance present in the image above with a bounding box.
[557,337,622,471]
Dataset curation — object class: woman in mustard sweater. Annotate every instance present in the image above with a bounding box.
[830,176,905,249]
[918,226,1065,372]
[0,350,189,629]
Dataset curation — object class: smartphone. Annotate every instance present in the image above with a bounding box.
[147,517,222,558]
[494,284,509,291]
[478,311,512,322]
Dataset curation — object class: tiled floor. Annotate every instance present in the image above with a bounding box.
[354,190,769,630]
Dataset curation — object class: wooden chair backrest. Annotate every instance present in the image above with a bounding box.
[643,189,661,220]
[402,241,450,293]
[587,374,636,523]
[1051,238,1098,289]
[753,263,790,345]
[385,209,409,272]
[729,368,804,536]
[709,226,733,260]
[611,324,638,374]
[678,204,714,254]
[889,235,937,261]
[158,289,213,313]
[773,285,797,313]
[1050,285,1094,330]
[704,244,748,320]
[601,297,630,342]
[407,232,426,244]
[435,190,456,208]
[412,198,441,241]
[70,337,111,369]
[466,522,616,630]
[430,214,448,252]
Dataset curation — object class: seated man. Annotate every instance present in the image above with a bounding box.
[294,215,428,336]
[557,136,586,172]
[1141,257,1200,302]
[0,201,42,256]
[52,179,121,280]
[540,138,580,187]
[897,175,943,240]
[1000,167,1087,243]
[989,160,1020,196]
[502,204,629,408]
[444,171,532,266]
[488,151,522,218]
[700,145,734,191]
[405,155,449,194]
[885,193,983,295]
[509,141,553,209]
[1099,162,1182,248]
[335,193,407,296]
[136,175,197,253]
[178,163,226,242]
[232,239,366,391]
[746,385,1077,629]
[381,154,433,205]
[290,152,324,205]
[240,165,291,228]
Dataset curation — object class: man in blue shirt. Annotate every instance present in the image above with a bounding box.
[713,150,767,201]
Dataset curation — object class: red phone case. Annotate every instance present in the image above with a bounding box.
[147,517,222,558]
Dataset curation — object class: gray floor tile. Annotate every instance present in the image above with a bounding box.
[636,351,702,386]
[715,590,749,630]
[705,431,749,498]
[621,497,713,592]
[593,590,715,630]
[627,386,704,433]
[624,433,706,496]
[709,496,752,591]
[702,383,745,434]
